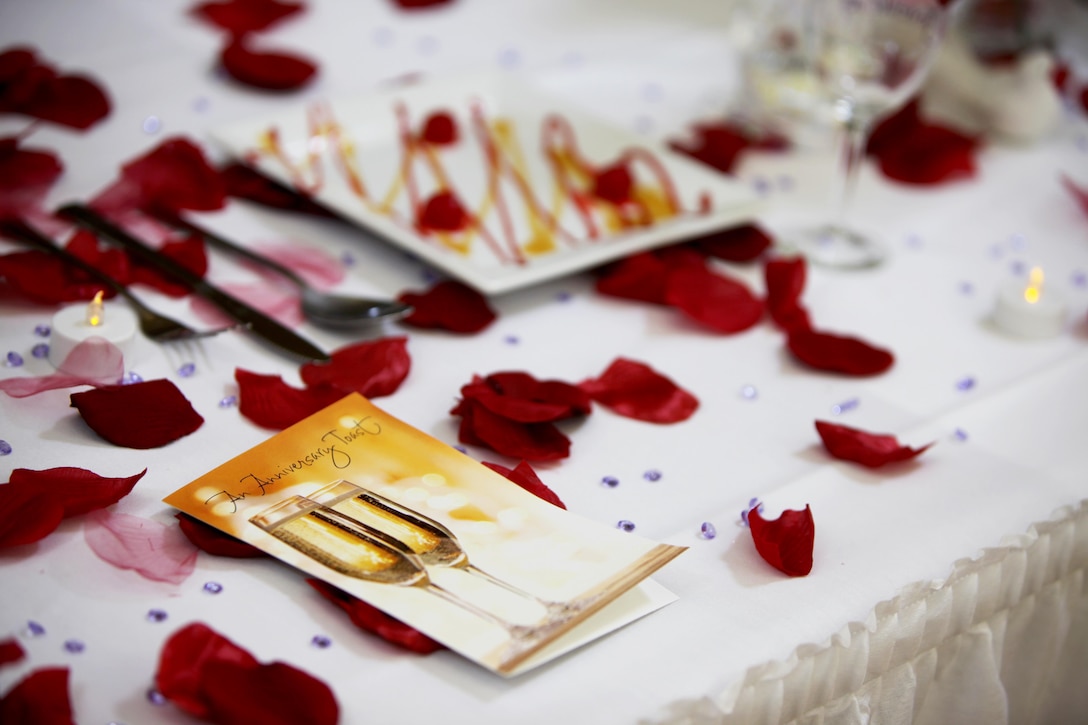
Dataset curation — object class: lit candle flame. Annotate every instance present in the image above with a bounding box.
[86,290,105,326]
[1023,267,1044,305]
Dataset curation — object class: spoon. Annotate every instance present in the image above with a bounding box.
[154,211,413,329]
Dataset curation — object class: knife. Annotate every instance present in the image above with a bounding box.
[58,203,330,362]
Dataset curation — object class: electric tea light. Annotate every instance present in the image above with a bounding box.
[48,291,138,371]
[992,267,1067,339]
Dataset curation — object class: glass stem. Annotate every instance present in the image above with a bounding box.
[832,116,869,236]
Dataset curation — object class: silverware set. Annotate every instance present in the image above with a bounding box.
[0,205,413,362]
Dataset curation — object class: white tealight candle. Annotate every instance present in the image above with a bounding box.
[48,292,138,372]
[992,267,1067,339]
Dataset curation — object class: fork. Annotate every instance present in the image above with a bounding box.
[0,219,239,343]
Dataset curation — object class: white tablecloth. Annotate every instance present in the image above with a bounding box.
[2,1,1087,723]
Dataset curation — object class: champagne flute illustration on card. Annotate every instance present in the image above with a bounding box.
[307,480,591,621]
[250,495,543,639]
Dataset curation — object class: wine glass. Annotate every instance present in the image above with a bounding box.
[307,480,593,620]
[249,495,547,639]
[785,0,952,268]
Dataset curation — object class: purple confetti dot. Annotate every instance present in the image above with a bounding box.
[373,26,394,45]
[26,621,45,637]
[34,324,50,337]
[1077,134,1088,153]
[203,581,223,594]
[503,335,520,345]
[311,635,332,648]
[642,82,663,103]
[340,252,356,267]
[123,371,143,385]
[739,498,764,527]
[5,351,23,367]
[699,522,717,540]
[0,441,11,456]
[777,175,795,191]
[740,384,758,400]
[643,469,662,482]
[421,268,440,284]
[752,176,772,195]
[831,398,859,415]
[218,395,238,408]
[142,115,161,134]
[958,281,974,295]
[989,244,1004,259]
[498,48,521,68]
[600,475,619,488]
[147,688,167,706]
[31,343,49,359]
[1010,260,1027,276]
[1009,233,1027,251]
[555,290,572,303]
[192,96,210,112]
[63,639,85,654]
[956,376,976,392]
[953,428,969,442]
[1071,271,1087,288]
[146,608,168,623]
[905,233,923,249]
[454,445,467,454]
[616,520,636,532]
[178,362,196,378]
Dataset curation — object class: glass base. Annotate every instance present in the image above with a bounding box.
[782,224,888,270]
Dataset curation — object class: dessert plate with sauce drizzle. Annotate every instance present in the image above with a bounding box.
[209,71,761,295]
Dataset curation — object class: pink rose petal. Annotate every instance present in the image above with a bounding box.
[0,339,125,398]
[83,510,198,585]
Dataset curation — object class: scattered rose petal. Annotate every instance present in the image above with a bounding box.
[0,338,126,398]
[0,667,74,724]
[815,420,933,468]
[1062,175,1088,218]
[689,223,772,262]
[748,505,814,577]
[0,484,64,549]
[8,467,144,517]
[175,512,267,558]
[0,247,104,305]
[390,0,456,9]
[0,136,63,221]
[420,110,458,145]
[457,371,591,423]
[867,99,979,185]
[417,190,470,232]
[0,47,110,130]
[220,162,333,216]
[764,256,812,333]
[452,398,571,460]
[235,368,346,430]
[307,579,445,654]
[70,379,203,448]
[84,510,198,585]
[594,248,703,305]
[191,0,304,34]
[668,119,788,175]
[481,461,566,509]
[220,36,318,92]
[397,279,496,333]
[580,357,698,423]
[664,263,764,333]
[787,329,894,376]
[156,622,339,724]
[0,638,25,667]
[299,337,410,398]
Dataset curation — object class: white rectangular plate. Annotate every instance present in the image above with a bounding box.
[210,71,760,295]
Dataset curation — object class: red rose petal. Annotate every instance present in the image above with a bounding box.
[236,368,347,430]
[591,163,633,204]
[84,510,198,585]
[453,398,571,460]
[202,659,339,725]
[0,667,74,725]
[307,579,445,654]
[815,420,933,468]
[594,248,704,305]
[764,256,812,333]
[397,279,496,333]
[664,263,764,334]
[690,223,773,262]
[0,484,64,549]
[220,37,317,92]
[481,460,566,509]
[175,512,267,558]
[668,119,788,174]
[787,329,894,376]
[420,110,458,145]
[0,249,101,305]
[579,357,698,423]
[0,136,63,220]
[70,378,204,448]
[1062,175,1088,218]
[748,505,814,577]
[8,466,144,517]
[391,0,456,9]
[867,99,979,185]
[155,623,260,719]
[0,47,110,130]
[91,136,226,216]
[459,371,591,423]
[220,162,334,216]
[0,638,25,667]
[191,0,305,34]
[300,336,410,398]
